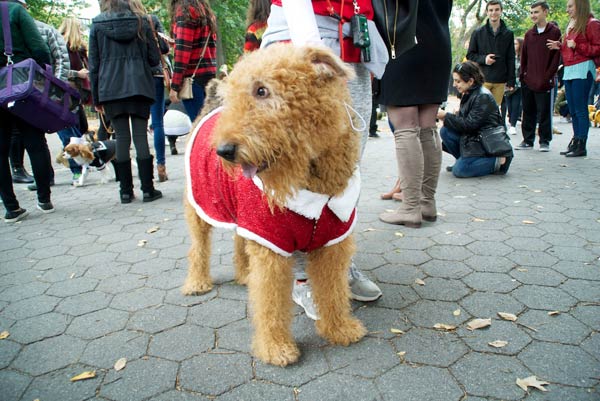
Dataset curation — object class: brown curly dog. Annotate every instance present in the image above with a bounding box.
[183,44,366,366]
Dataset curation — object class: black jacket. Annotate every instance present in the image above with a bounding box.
[444,85,513,158]
[467,19,516,87]
[88,12,160,105]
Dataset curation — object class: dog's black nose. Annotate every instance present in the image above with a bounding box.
[216,143,237,162]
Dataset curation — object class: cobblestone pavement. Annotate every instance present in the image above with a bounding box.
[0,114,599,401]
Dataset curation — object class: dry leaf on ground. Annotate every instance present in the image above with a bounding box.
[488,340,508,348]
[137,239,147,247]
[453,309,461,316]
[146,226,159,234]
[415,278,425,286]
[517,268,528,272]
[516,376,549,392]
[397,351,406,357]
[498,312,518,321]
[395,232,404,237]
[467,318,492,331]
[548,311,560,316]
[522,220,536,225]
[114,358,127,371]
[0,331,9,340]
[472,217,486,222]
[433,323,456,331]
[390,328,405,335]
[363,228,377,232]
[70,371,96,382]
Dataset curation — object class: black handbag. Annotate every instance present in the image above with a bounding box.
[479,126,512,156]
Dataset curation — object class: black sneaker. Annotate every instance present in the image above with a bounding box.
[515,141,533,150]
[369,131,380,138]
[446,165,454,172]
[4,208,29,223]
[28,179,55,191]
[37,202,55,214]
[539,143,550,152]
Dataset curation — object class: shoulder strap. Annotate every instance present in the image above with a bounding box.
[1,2,13,62]
[191,32,210,79]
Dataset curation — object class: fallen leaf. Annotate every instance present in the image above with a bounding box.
[522,220,536,225]
[445,231,454,235]
[516,376,550,392]
[518,185,528,188]
[395,232,404,237]
[532,189,542,193]
[560,164,568,167]
[70,371,96,382]
[467,318,492,331]
[514,200,521,203]
[146,226,160,234]
[397,351,406,357]
[70,273,76,279]
[498,312,518,321]
[0,331,9,340]
[390,328,405,335]
[472,218,486,222]
[415,278,425,286]
[453,309,461,317]
[548,311,560,316]
[137,239,147,247]
[517,268,528,272]
[114,357,127,371]
[151,250,157,254]
[488,340,508,348]
[454,195,467,199]
[363,228,377,232]
[433,323,456,331]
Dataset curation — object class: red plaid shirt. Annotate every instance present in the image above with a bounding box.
[171,4,217,91]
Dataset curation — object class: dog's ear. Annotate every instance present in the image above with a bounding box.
[79,145,95,161]
[64,143,78,156]
[304,46,355,81]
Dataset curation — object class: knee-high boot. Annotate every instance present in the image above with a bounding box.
[10,132,34,184]
[379,127,423,227]
[114,159,134,204]
[420,126,442,222]
[137,156,162,202]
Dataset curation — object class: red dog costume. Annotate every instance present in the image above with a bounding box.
[185,108,360,257]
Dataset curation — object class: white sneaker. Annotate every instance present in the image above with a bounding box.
[348,264,382,301]
[508,126,516,135]
[292,280,319,320]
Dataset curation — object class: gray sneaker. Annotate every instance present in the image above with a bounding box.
[349,264,382,301]
[292,280,319,320]
[539,143,550,152]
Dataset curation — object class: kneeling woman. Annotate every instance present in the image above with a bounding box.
[437,61,513,178]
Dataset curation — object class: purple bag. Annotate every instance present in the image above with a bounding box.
[0,3,80,133]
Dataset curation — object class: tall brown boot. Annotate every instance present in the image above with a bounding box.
[420,126,442,222]
[379,127,423,227]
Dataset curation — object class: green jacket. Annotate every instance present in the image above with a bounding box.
[0,1,51,67]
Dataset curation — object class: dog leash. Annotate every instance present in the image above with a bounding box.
[100,113,114,135]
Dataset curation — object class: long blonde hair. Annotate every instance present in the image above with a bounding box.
[570,0,592,35]
[59,17,87,52]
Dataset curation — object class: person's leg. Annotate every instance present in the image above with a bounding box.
[418,104,441,221]
[519,85,536,146]
[536,90,552,146]
[500,94,508,126]
[182,81,207,122]
[565,74,593,157]
[17,119,53,207]
[150,77,167,181]
[8,130,34,184]
[484,82,505,107]
[131,115,162,202]
[452,156,497,178]
[111,114,135,202]
[0,111,21,213]
[440,126,461,159]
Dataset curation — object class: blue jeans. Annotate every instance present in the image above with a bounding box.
[440,127,497,178]
[150,77,166,165]
[182,81,206,122]
[564,72,593,140]
[56,127,82,174]
[505,89,522,127]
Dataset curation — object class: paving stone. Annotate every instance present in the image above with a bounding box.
[0,294,61,320]
[462,272,520,293]
[324,337,399,378]
[547,246,597,263]
[219,381,295,401]
[100,357,178,401]
[551,261,600,281]
[215,319,251,353]
[46,276,99,297]
[189,298,247,328]
[11,334,86,376]
[405,300,470,328]
[352,252,388,271]
[457,320,531,355]
[179,353,252,395]
[2,269,43,286]
[291,314,329,348]
[466,240,513,256]
[519,309,591,344]
[373,264,424,285]
[164,286,217,306]
[217,282,248,301]
[0,280,50,302]
[560,279,600,302]
[56,291,112,316]
[420,260,472,279]
[512,285,578,311]
[130,257,178,275]
[504,237,551,252]
[392,328,468,367]
[0,237,25,252]
[21,363,102,401]
[459,292,525,319]
[572,304,600,330]
[299,372,379,401]
[97,273,146,294]
[354,307,411,340]
[542,233,589,247]
[256,346,329,387]
[429,232,474,246]
[503,225,547,238]
[376,364,463,401]
[464,255,515,273]
[510,266,566,286]
[83,261,129,279]
[146,269,187,290]
[412,277,470,301]
[8,312,69,344]
[508,250,559,267]
[160,244,191,260]
[426,245,474,261]
[526,385,599,401]
[80,330,149,369]
[581,332,600,361]
[110,287,166,311]
[28,244,71,259]
[128,304,187,334]
[0,369,31,401]
[149,324,214,361]
[384,249,431,266]
[0,340,20,369]
[518,342,600,387]
[66,308,129,339]
[150,390,209,400]
[451,352,531,400]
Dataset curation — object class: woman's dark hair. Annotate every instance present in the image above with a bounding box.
[169,0,217,32]
[515,37,523,58]
[453,61,485,86]
[246,0,271,26]
[99,0,145,40]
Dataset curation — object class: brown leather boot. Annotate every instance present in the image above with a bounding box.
[157,164,168,182]
[420,126,442,222]
[379,127,423,227]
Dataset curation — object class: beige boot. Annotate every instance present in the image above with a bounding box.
[157,164,168,182]
[379,127,423,227]
[420,126,442,222]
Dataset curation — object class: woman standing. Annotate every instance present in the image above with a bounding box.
[547,0,600,157]
[244,0,270,53]
[88,0,162,203]
[377,0,453,228]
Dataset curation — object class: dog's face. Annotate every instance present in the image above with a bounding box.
[211,44,358,205]
[63,143,94,164]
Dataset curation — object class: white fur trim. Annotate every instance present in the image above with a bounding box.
[327,169,361,222]
[236,227,292,257]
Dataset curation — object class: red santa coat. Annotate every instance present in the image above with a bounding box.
[185,107,360,257]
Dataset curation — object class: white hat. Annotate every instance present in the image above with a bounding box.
[16,0,27,5]
[164,109,192,137]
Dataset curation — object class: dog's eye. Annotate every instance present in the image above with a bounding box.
[255,87,269,98]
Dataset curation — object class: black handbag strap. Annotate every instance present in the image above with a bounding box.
[1,2,13,63]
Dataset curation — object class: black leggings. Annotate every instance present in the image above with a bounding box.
[111,114,151,162]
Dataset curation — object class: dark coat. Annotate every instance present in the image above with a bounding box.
[467,19,516,87]
[444,85,513,158]
[88,11,160,106]
[0,2,50,67]
[520,22,561,92]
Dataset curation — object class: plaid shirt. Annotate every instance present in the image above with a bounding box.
[171,4,217,92]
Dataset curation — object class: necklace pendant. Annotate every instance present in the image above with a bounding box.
[391,48,396,60]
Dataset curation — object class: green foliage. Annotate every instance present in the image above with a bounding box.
[211,0,247,67]
[27,0,88,28]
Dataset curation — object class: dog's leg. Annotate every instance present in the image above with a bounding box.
[246,241,300,366]
[233,235,249,285]
[307,236,366,345]
[182,199,214,295]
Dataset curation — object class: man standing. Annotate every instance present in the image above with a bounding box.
[467,0,515,106]
[516,1,561,151]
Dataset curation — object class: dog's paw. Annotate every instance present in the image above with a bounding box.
[253,340,300,367]
[317,317,366,346]
[181,279,213,295]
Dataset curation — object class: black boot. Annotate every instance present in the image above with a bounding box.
[168,136,178,155]
[11,166,34,184]
[560,137,576,155]
[565,138,587,157]
[114,160,134,203]
[137,156,162,202]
